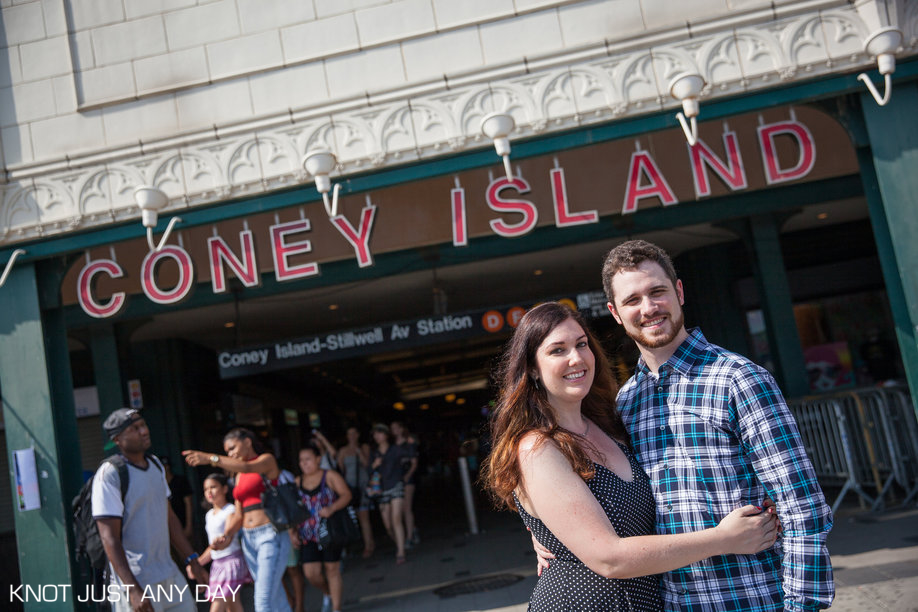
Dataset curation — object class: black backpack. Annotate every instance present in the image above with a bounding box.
[72,454,162,569]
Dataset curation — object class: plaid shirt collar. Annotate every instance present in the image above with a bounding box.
[634,327,707,379]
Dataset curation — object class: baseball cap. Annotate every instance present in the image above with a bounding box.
[103,408,142,440]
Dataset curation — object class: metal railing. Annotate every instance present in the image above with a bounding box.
[788,385,918,513]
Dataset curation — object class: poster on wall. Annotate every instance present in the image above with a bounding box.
[13,448,41,511]
[73,386,101,418]
[805,342,856,392]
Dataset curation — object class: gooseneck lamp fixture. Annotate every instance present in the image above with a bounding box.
[134,185,181,253]
[303,148,340,217]
[480,112,516,182]
[857,27,903,106]
[669,72,705,146]
[0,248,26,288]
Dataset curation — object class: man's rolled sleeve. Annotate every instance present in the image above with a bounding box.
[733,364,834,611]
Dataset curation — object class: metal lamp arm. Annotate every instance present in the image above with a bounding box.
[146,216,183,252]
[676,112,699,146]
[322,183,341,217]
[0,249,26,288]
[857,72,893,106]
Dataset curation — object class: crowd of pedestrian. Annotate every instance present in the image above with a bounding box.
[88,411,423,612]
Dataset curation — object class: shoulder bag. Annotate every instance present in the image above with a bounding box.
[318,505,361,549]
[261,475,309,530]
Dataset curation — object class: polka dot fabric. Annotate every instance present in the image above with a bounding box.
[515,439,663,611]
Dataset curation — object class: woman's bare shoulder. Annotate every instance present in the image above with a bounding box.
[517,430,562,464]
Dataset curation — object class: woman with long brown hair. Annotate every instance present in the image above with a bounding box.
[482,302,778,610]
[184,428,292,612]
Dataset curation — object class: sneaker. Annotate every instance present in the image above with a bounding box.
[321,594,332,612]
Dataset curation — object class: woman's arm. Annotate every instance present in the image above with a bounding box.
[403,456,418,483]
[370,448,384,470]
[318,470,354,518]
[183,450,279,479]
[211,500,244,551]
[198,546,213,566]
[518,433,777,579]
[313,431,337,460]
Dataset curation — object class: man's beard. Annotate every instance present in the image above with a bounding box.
[626,309,685,350]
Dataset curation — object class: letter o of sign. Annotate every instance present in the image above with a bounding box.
[141,246,195,305]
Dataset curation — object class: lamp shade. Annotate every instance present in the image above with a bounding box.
[669,73,705,101]
[864,27,903,57]
[133,185,168,212]
[480,112,515,140]
[303,148,337,177]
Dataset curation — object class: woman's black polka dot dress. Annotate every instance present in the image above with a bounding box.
[515,439,663,611]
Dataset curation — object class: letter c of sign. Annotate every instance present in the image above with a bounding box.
[77,259,127,318]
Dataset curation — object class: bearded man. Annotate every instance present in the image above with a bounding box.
[600,239,833,611]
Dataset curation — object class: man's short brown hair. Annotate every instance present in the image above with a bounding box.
[602,240,678,303]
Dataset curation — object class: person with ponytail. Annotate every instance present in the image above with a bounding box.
[184,429,292,612]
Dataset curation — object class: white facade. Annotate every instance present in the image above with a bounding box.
[1,0,916,245]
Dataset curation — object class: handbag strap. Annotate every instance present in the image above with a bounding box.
[260,474,277,492]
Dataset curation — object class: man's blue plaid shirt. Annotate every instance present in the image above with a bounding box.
[617,329,834,611]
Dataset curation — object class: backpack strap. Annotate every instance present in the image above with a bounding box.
[104,453,161,502]
[146,454,164,473]
[104,454,130,502]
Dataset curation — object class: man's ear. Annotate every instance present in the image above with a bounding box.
[607,301,622,325]
[676,279,684,306]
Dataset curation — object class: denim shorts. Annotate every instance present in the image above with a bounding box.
[378,481,405,504]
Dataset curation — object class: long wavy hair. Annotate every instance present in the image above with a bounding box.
[481,302,628,512]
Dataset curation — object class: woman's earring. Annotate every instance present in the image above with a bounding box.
[532,376,540,390]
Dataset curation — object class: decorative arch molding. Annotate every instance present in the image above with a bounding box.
[905,1,918,45]
[79,166,144,220]
[1,4,915,246]
[1,182,77,239]
[227,135,300,187]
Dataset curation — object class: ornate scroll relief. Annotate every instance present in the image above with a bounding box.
[0,5,913,246]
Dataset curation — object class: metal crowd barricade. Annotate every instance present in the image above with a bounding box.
[873,386,918,507]
[789,385,918,513]
[788,396,875,514]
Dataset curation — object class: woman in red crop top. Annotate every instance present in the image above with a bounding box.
[185,428,293,612]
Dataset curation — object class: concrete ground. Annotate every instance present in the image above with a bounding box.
[290,503,918,612]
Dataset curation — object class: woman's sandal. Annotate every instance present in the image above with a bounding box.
[396,555,406,565]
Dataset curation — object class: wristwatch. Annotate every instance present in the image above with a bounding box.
[209,454,219,465]
[185,552,199,566]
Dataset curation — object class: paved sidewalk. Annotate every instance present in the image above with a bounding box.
[828,506,918,611]
[299,504,918,611]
